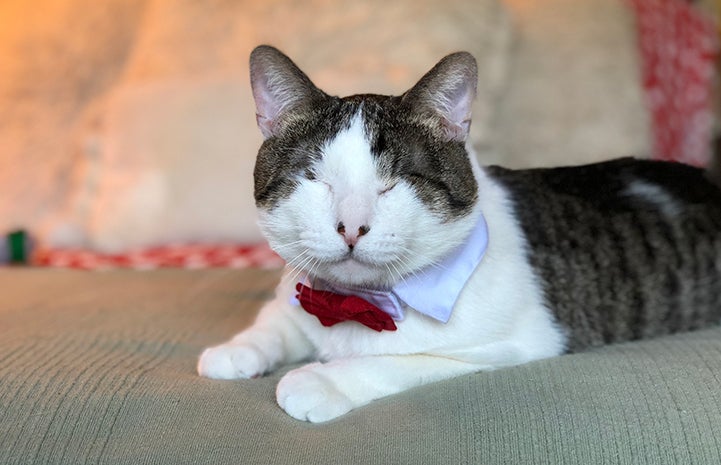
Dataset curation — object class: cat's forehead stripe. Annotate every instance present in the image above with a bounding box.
[315,112,383,193]
[322,112,368,154]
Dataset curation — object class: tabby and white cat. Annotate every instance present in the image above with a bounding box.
[198,45,721,422]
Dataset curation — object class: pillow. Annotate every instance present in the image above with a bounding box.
[495,0,651,168]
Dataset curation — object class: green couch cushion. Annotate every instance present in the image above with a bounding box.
[1,269,720,464]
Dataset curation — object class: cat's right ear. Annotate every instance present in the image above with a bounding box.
[249,45,325,139]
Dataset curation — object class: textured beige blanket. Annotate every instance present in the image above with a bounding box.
[1,269,719,464]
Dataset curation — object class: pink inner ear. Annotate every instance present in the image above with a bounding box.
[256,113,275,139]
[441,118,472,142]
[442,86,474,142]
[252,84,282,139]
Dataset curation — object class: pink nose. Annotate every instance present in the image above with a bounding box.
[337,222,370,249]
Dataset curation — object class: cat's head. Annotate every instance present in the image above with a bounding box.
[249,45,480,288]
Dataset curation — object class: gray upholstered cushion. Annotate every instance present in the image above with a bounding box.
[2,269,720,464]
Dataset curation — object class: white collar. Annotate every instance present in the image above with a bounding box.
[297,213,488,324]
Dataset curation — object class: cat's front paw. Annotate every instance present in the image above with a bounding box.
[197,343,268,380]
[276,364,354,423]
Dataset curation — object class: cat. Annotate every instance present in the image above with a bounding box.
[198,45,721,423]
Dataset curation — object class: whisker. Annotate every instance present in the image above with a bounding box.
[281,249,313,286]
[395,244,448,272]
[271,239,306,251]
[386,260,405,285]
[283,248,308,269]
[306,256,322,283]
[390,250,446,288]
[288,253,315,284]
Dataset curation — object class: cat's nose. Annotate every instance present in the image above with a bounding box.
[337,222,370,250]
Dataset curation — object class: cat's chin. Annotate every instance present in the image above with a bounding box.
[315,257,397,289]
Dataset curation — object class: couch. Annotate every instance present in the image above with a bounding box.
[2,269,721,464]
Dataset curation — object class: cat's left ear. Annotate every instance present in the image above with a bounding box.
[401,52,478,142]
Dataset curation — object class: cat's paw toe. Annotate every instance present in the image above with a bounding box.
[197,344,266,380]
[276,365,353,423]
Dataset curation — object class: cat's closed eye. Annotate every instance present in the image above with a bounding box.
[320,181,333,193]
[378,184,396,196]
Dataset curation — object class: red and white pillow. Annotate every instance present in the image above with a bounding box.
[628,0,718,166]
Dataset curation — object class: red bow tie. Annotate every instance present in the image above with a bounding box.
[295,283,397,332]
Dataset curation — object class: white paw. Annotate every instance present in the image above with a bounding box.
[197,343,267,379]
[276,364,354,423]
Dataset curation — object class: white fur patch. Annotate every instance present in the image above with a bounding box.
[625,179,682,217]
[314,114,383,236]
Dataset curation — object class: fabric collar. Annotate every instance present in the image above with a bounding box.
[294,214,488,324]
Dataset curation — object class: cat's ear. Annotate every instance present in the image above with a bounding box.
[401,52,478,142]
[249,45,325,139]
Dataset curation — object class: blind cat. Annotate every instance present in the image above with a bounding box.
[198,45,721,423]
